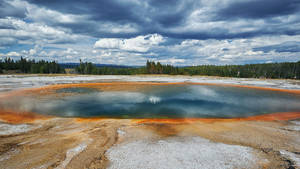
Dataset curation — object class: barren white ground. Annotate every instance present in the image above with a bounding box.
[1,74,300,92]
[106,136,267,169]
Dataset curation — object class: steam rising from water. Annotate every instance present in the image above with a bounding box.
[1,85,300,118]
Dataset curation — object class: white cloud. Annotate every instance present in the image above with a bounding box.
[159,58,186,64]
[163,35,300,65]
[6,51,20,57]
[29,49,36,55]
[96,22,138,34]
[1,33,300,66]
[0,17,85,46]
[94,34,165,52]
[94,38,123,49]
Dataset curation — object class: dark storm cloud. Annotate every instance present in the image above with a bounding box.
[27,0,199,37]
[24,0,300,40]
[217,0,300,19]
[29,0,145,23]
[29,0,195,24]
[253,41,300,53]
[0,0,27,18]
[26,0,145,37]
[148,0,197,27]
[162,30,281,40]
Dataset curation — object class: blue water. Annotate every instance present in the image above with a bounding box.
[56,87,98,94]
[28,85,300,118]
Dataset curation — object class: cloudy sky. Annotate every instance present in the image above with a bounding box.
[0,0,300,65]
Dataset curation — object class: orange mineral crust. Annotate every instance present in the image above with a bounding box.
[0,110,51,124]
[134,112,300,124]
[1,82,300,97]
[0,111,299,124]
[75,117,112,123]
[36,82,300,95]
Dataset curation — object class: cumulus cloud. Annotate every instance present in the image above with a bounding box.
[94,34,165,52]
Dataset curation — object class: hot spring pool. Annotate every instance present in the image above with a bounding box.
[2,84,300,118]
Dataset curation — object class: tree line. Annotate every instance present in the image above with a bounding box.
[181,62,300,79]
[75,60,145,75]
[1,57,300,79]
[0,57,64,74]
[75,60,300,79]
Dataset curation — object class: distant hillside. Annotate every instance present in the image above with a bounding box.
[59,63,136,69]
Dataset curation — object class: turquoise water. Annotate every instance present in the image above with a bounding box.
[27,85,300,118]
